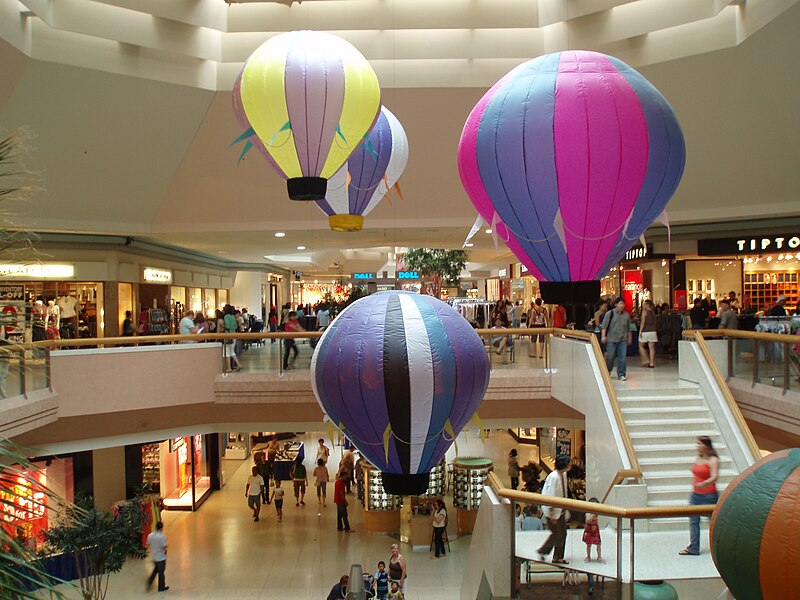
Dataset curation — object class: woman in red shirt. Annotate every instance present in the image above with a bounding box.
[679,436,719,556]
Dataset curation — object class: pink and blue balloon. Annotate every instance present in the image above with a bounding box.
[458,50,685,302]
[310,291,489,495]
[233,30,381,201]
[315,106,409,232]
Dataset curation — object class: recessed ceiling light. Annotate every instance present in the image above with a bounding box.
[275,232,285,238]
[485,229,493,234]
[297,245,306,250]
[465,243,474,248]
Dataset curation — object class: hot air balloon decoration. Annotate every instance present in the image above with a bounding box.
[711,449,800,600]
[315,106,409,232]
[233,30,381,201]
[458,50,685,303]
[311,291,489,495]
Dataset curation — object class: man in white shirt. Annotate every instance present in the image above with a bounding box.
[245,466,265,522]
[316,305,331,329]
[146,521,169,592]
[316,438,330,465]
[537,455,571,564]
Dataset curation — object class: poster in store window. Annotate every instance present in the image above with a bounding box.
[556,428,571,459]
[0,284,26,343]
[0,469,48,547]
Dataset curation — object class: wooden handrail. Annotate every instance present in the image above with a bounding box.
[601,469,642,504]
[486,471,714,520]
[682,328,800,344]
[686,330,762,462]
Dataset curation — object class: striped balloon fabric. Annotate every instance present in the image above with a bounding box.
[236,30,381,200]
[310,291,489,495]
[710,448,800,600]
[457,50,685,302]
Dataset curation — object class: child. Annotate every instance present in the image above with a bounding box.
[582,497,602,562]
[387,581,404,600]
[374,561,389,600]
[270,479,285,522]
[313,458,330,508]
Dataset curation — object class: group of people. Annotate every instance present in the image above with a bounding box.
[327,544,408,600]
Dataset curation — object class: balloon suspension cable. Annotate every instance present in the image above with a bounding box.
[492,215,561,244]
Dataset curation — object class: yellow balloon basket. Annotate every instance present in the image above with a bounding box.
[329,214,364,232]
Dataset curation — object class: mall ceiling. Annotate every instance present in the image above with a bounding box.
[0,0,798,276]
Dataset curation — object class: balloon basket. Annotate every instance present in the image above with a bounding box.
[287,176,327,200]
[540,280,600,305]
[329,214,364,232]
[381,473,430,496]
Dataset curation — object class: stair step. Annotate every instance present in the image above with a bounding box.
[617,397,706,409]
[629,431,721,444]
[620,406,709,417]
[639,457,733,473]
[646,518,707,532]
[627,420,718,434]
[644,472,738,487]
[616,387,702,399]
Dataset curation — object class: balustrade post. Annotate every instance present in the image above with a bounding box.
[727,336,734,379]
[752,339,759,384]
[616,517,623,600]
[784,344,790,393]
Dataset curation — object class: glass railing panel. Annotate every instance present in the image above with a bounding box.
[1,347,24,400]
[730,337,752,380]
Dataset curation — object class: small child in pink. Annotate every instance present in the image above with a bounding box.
[582,497,603,562]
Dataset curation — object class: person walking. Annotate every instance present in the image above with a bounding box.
[507,449,521,490]
[431,499,448,559]
[388,543,408,592]
[537,455,571,564]
[290,456,308,506]
[679,436,719,556]
[255,452,271,504]
[145,521,169,592]
[313,458,329,508]
[316,438,331,465]
[270,479,284,522]
[601,298,632,381]
[283,311,304,370]
[245,466,265,522]
[334,470,354,532]
[638,299,657,368]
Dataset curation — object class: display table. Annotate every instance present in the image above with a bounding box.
[362,462,402,534]
[272,441,305,481]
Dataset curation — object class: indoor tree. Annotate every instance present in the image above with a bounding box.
[44,495,148,600]
[402,248,469,298]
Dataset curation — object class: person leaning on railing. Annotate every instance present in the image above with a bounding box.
[717,300,737,331]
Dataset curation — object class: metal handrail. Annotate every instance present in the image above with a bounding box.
[683,330,764,462]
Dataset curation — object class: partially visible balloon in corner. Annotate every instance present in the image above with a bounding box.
[315,106,409,232]
[233,30,382,201]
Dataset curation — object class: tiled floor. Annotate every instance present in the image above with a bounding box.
[47,430,536,599]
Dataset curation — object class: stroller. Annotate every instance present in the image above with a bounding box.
[362,572,376,599]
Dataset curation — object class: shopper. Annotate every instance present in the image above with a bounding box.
[326,575,349,600]
[223,305,241,371]
[638,299,657,368]
[339,448,355,493]
[178,309,197,340]
[507,449,521,490]
[718,300,738,331]
[431,499,448,559]
[551,303,567,329]
[601,298,632,381]
[290,456,308,506]
[388,543,407,592]
[317,303,331,329]
[283,311,304,370]
[583,498,602,562]
[316,438,331,465]
[374,561,390,600]
[255,453,271,504]
[521,506,544,531]
[387,581,404,600]
[270,479,284,522]
[193,312,209,335]
[267,307,278,342]
[145,521,169,592]
[769,295,788,316]
[679,436,719,556]
[537,455,571,564]
[334,470,353,532]
[490,317,511,362]
[689,297,709,329]
[245,466,264,522]
[313,458,329,508]
[121,310,135,337]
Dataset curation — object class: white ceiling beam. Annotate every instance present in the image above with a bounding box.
[538,0,637,27]
[91,0,227,31]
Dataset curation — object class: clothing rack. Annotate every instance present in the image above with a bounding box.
[448,298,494,328]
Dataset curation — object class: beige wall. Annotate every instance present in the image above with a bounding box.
[685,260,742,300]
[92,447,126,511]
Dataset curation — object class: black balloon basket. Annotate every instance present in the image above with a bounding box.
[381,473,430,496]
[539,280,601,306]
[287,176,327,201]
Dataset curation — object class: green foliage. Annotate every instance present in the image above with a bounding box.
[345,285,368,307]
[44,495,148,600]
[402,248,469,297]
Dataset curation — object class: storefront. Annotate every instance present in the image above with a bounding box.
[126,435,217,511]
[615,243,673,311]
[0,263,106,340]
[698,234,799,314]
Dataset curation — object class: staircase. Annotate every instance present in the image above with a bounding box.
[617,382,738,532]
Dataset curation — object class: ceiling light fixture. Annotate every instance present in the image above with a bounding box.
[297,245,306,250]
[275,232,286,238]
[465,243,474,248]
[485,229,492,234]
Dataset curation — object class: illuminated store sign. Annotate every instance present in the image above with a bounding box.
[352,273,375,280]
[698,235,800,256]
[143,267,172,283]
[498,268,508,278]
[624,244,650,261]
[396,271,419,280]
[0,264,74,278]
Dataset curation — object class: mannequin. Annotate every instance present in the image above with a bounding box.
[46,299,61,340]
[32,298,47,342]
[57,293,78,319]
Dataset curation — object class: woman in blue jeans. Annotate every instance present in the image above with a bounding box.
[679,436,719,555]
